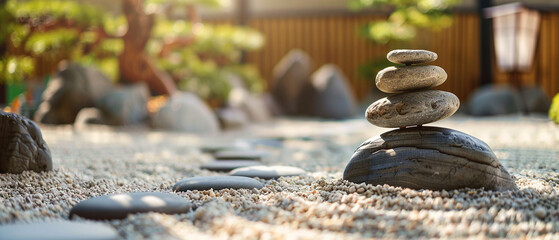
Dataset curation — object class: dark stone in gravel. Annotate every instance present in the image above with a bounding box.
[213,150,269,160]
[33,63,113,124]
[69,192,193,220]
[0,221,119,240]
[0,111,52,174]
[343,126,518,191]
[201,160,262,172]
[230,165,307,179]
[173,176,264,191]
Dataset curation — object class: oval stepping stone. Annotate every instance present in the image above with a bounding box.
[230,165,307,179]
[173,176,264,191]
[0,221,119,240]
[387,49,438,65]
[69,192,193,220]
[375,65,447,93]
[213,150,270,160]
[343,126,517,191]
[201,160,262,172]
[366,90,459,128]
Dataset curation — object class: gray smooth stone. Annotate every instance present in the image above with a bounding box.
[297,64,358,119]
[201,160,262,172]
[271,49,313,115]
[213,150,270,160]
[343,126,517,191]
[173,176,264,191]
[0,112,52,174]
[366,90,459,128]
[69,192,193,220]
[0,221,119,240]
[230,165,307,179]
[375,65,447,93]
[387,49,438,65]
[34,63,113,124]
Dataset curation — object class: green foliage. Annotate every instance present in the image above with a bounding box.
[348,0,460,43]
[0,56,34,84]
[549,93,559,124]
[152,21,265,102]
[1,0,265,104]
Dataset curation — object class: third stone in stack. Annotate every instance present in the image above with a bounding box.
[343,49,518,191]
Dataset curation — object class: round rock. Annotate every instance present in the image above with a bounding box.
[213,150,269,160]
[375,65,447,93]
[230,165,307,179]
[201,160,262,172]
[173,176,264,191]
[343,126,517,191]
[0,221,119,240]
[366,90,459,128]
[0,111,52,174]
[387,49,438,65]
[69,192,193,220]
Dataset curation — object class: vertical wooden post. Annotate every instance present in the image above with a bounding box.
[237,0,248,63]
[478,0,493,87]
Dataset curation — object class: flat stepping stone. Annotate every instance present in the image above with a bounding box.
[343,126,517,191]
[69,192,193,220]
[230,165,307,179]
[213,150,270,160]
[387,49,438,65]
[201,160,262,172]
[173,176,264,191]
[366,90,459,128]
[0,221,119,240]
[375,65,447,93]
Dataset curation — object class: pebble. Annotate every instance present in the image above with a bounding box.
[213,150,270,160]
[230,165,307,179]
[201,160,262,172]
[366,90,459,128]
[387,49,438,65]
[0,221,119,240]
[172,176,264,191]
[375,65,447,93]
[69,192,193,220]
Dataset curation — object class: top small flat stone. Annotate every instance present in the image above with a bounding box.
[387,49,438,65]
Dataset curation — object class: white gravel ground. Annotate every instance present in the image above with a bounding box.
[1,114,558,239]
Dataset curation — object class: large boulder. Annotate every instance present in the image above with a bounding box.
[96,84,150,125]
[34,63,113,124]
[271,49,313,115]
[298,64,357,119]
[467,84,523,116]
[0,111,52,173]
[33,64,113,124]
[151,92,219,134]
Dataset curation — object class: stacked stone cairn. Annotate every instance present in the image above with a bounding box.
[343,49,517,191]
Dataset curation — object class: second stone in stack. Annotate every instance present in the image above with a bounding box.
[343,49,517,191]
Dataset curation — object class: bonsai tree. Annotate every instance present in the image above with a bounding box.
[1,0,264,104]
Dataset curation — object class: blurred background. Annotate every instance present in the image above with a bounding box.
[1,0,559,131]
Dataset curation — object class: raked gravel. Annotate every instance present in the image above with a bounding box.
[1,114,558,239]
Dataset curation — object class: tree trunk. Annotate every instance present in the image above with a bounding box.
[119,0,176,96]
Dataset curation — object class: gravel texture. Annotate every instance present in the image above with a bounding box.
[1,114,558,239]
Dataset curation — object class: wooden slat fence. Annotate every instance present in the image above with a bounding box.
[215,12,559,101]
